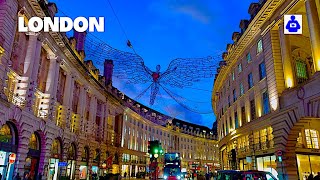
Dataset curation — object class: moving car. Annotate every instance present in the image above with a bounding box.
[216,170,278,180]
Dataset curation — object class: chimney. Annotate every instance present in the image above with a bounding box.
[104,60,114,86]
[239,20,249,34]
[73,30,87,51]
[47,3,58,18]
[248,3,260,19]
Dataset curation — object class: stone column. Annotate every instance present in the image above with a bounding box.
[45,55,59,95]
[25,33,42,111]
[46,56,60,120]
[63,72,74,129]
[278,22,295,88]
[306,0,320,72]
[78,86,86,132]
[100,104,105,140]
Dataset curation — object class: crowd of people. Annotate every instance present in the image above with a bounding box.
[305,172,320,180]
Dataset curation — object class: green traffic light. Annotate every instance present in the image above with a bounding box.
[160,149,163,153]
[155,149,159,153]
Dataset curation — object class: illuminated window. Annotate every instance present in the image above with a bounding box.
[248,73,254,89]
[305,129,319,149]
[259,62,266,80]
[257,39,263,54]
[296,60,308,83]
[254,131,260,144]
[297,132,303,148]
[260,129,267,143]
[240,83,244,96]
[0,124,12,143]
[238,63,242,73]
[246,53,252,63]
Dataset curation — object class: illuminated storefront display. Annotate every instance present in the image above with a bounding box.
[256,155,278,178]
[297,154,320,180]
[47,139,62,180]
[80,147,89,179]
[66,144,76,179]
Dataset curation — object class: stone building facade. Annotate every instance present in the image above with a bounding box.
[212,0,320,180]
[121,109,219,177]
[0,0,219,179]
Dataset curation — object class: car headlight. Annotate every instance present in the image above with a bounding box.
[164,175,167,179]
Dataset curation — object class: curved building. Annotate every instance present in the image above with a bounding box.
[212,0,320,179]
[0,0,219,179]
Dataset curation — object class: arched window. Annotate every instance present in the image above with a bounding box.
[82,147,89,163]
[68,143,76,160]
[51,139,62,159]
[29,133,40,150]
[305,129,319,149]
[0,124,13,144]
[292,49,314,84]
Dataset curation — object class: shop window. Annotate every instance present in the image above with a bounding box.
[256,155,277,178]
[248,73,254,89]
[257,39,263,54]
[297,154,320,179]
[305,129,319,149]
[259,62,266,80]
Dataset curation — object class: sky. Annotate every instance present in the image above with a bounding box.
[51,0,253,128]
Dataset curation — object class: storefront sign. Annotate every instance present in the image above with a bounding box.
[58,162,68,167]
[9,153,16,164]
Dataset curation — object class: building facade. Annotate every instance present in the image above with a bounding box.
[0,0,219,179]
[121,109,219,177]
[212,0,320,180]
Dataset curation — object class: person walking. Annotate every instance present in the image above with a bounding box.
[308,172,314,180]
[314,172,320,180]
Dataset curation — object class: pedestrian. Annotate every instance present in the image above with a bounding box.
[0,173,2,180]
[308,172,314,180]
[13,173,21,180]
[124,172,127,178]
[314,172,320,180]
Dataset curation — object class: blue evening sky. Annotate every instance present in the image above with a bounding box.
[51,0,253,128]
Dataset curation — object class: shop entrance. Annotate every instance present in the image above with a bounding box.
[66,143,77,180]
[79,146,89,180]
[0,123,18,180]
[25,132,41,180]
[47,138,62,180]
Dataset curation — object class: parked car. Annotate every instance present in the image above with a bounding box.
[216,170,277,180]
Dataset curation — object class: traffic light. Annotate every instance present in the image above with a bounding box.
[148,141,151,154]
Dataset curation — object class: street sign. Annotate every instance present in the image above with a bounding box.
[8,153,16,164]
[276,150,282,156]
[58,162,68,167]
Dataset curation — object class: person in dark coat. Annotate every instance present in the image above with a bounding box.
[314,172,320,180]
[308,173,314,180]
[13,173,21,180]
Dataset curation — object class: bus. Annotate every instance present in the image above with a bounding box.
[163,153,182,180]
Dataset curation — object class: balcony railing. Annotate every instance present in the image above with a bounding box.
[6,90,26,108]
